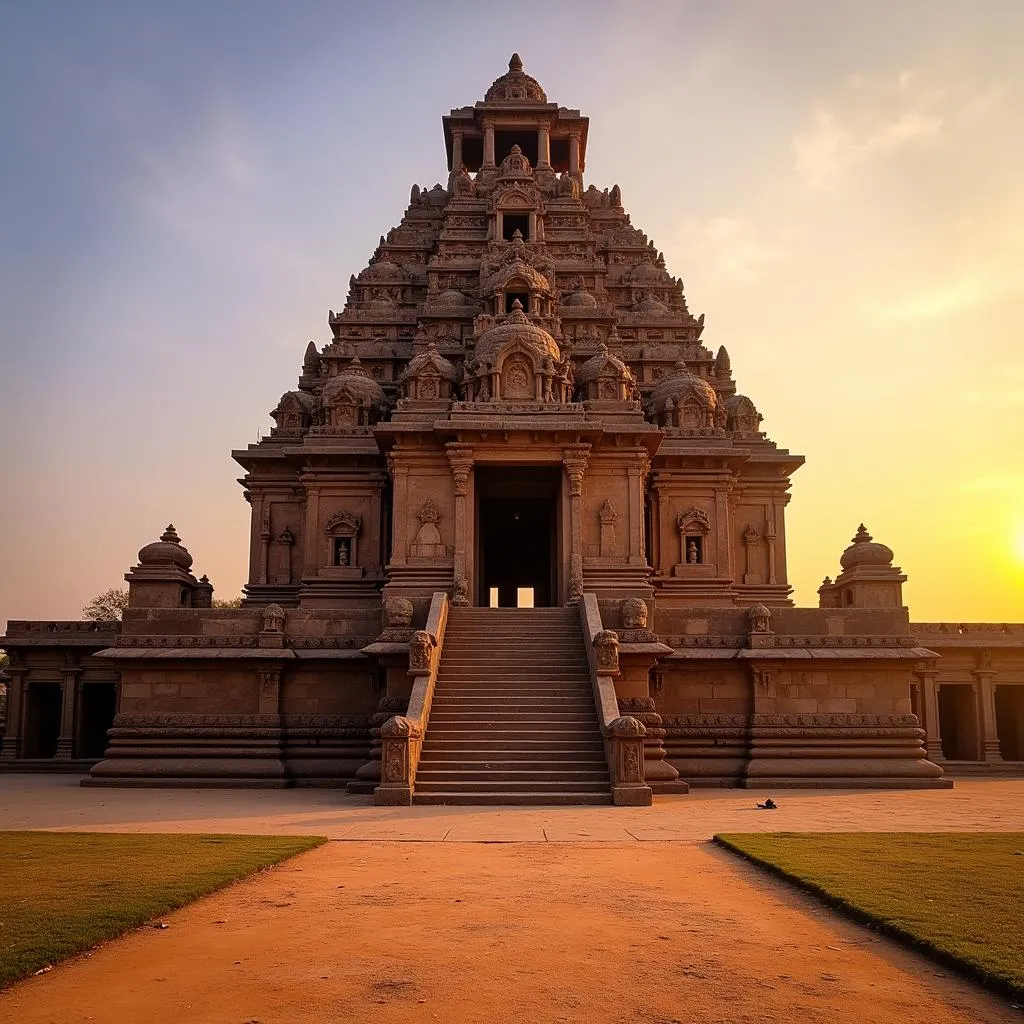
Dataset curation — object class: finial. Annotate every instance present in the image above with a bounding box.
[511,228,524,242]
[160,525,180,543]
[509,53,523,72]
[511,297,524,312]
[853,524,872,543]
[715,345,731,375]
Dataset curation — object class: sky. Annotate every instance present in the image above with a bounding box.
[1,0,1022,627]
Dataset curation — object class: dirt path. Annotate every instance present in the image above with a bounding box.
[1,841,1015,1024]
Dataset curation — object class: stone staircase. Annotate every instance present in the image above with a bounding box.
[413,606,612,805]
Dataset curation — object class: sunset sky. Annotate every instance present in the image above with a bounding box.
[1,0,1022,627]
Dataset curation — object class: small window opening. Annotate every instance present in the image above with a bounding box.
[332,537,352,566]
[685,536,704,565]
[489,587,500,609]
[516,587,535,609]
[503,214,530,241]
[495,130,538,167]
[505,292,530,313]
[461,135,484,173]
[179,588,191,607]
[550,137,570,173]
[844,590,854,606]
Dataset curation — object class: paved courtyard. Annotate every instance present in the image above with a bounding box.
[1,773,1022,841]
[1,776,1021,1023]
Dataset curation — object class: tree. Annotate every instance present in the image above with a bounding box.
[212,597,243,609]
[83,588,129,621]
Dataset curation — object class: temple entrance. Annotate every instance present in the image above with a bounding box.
[995,685,1024,761]
[938,684,979,760]
[476,467,560,607]
[78,683,118,759]
[23,682,62,759]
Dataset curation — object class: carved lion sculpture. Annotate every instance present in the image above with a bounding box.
[621,597,648,630]
[384,597,414,629]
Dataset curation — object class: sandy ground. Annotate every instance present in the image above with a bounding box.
[2,774,1023,842]
[1,776,1022,1022]
[1,840,1018,1024]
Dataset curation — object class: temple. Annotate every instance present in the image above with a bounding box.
[2,57,1022,802]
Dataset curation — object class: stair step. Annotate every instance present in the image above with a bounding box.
[430,696,593,704]
[422,740,606,752]
[412,792,613,806]
[414,780,612,794]
[418,756,608,768]
[428,711,597,721]
[417,769,609,783]
[434,689,593,697]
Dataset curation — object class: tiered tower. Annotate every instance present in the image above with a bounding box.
[234,54,803,613]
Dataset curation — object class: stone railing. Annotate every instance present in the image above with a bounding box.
[374,591,449,806]
[579,593,652,806]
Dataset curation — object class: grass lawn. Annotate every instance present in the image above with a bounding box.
[715,832,1024,1001]
[0,831,325,989]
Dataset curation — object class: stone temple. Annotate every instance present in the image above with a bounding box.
[2,56,1023,802]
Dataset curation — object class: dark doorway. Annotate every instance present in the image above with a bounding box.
[995,686,1024,761]
[79,683,118,760]
[938,684,979,760]
[24,682,62,758]
[495,130,538,167]
[476,467,560,607]
[502,214,530,241]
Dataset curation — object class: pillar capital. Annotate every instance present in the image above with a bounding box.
[445,443,474,496]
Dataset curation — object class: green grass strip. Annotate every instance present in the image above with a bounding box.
[714,832,1024,1003]
[0,831,326,989]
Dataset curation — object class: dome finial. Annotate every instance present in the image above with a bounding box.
[161,524,180,543]
[853,524,872,544]
[511,297,524,312]
[509,53,523,72]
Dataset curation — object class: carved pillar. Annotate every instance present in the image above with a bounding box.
[973,668,1002,763]
[715,489,731,575]
[649,482,662,572]
[537,125,550,167]
[259,503,271,585]
[446,443,474,604]
[562,444,590,603]
[55,656,81,759]
[482,122,496,168]
[258,667,282,716]
[302,488,321,576]
[389,456,410,567]
[569,131,580,174]
[1,665,26,760]
[452,130,463,171]
[627,457,646,566]
[919,666,944,762]
[765,518,777,585]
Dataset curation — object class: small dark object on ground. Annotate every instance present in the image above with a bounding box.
[757,798,777,810]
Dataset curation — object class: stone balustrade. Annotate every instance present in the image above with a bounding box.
[579,593,652,806]
[375,591,450,805]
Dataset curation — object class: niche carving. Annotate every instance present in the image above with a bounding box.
[324,511,363,576]
[409,500,449,560]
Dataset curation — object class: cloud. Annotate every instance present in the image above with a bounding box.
[679,216,783,281]
[793,71,1001,191]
